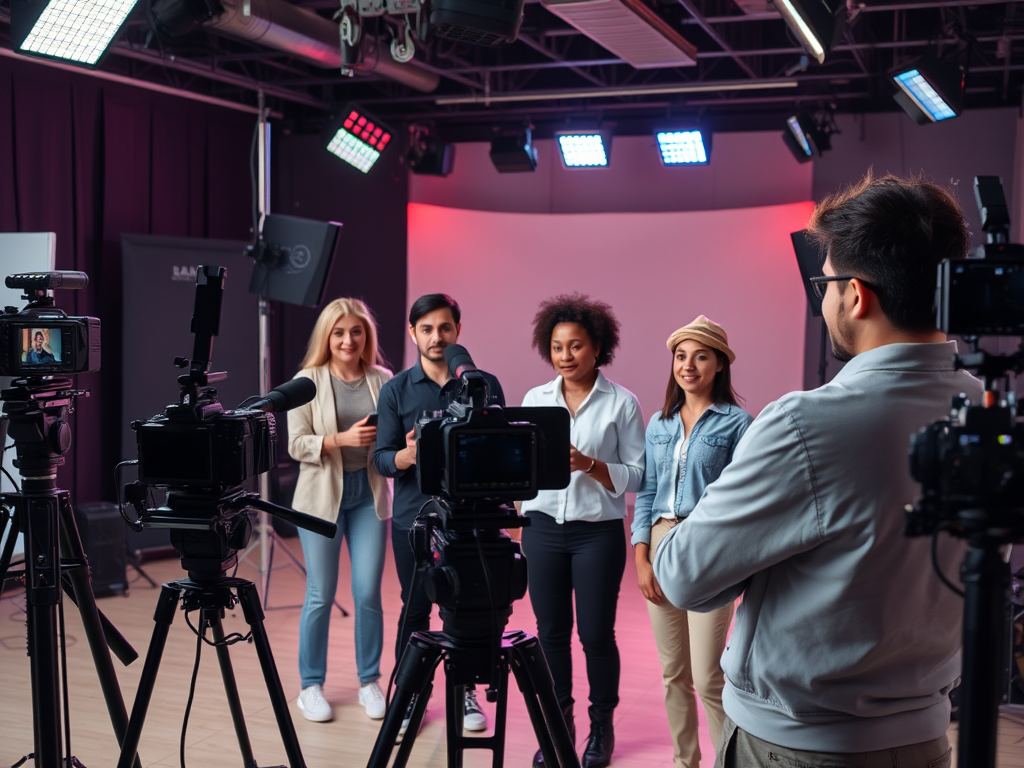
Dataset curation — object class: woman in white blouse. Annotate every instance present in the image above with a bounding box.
[521,293,646,768]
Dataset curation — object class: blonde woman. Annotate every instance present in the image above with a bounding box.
[288,298,393,723]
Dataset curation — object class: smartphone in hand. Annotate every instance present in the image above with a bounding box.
[365,413,379,427]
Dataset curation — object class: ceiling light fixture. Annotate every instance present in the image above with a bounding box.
[891,56,964,124]
[772,0,845,65]
[556,131,611,168]
[655,130,710,165]
[325,105,394,174]
[11,0,140,65]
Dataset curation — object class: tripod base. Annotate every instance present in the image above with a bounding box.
[115,576,305,768]
[367,630,580,768]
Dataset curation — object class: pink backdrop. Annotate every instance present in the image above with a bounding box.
[406,201,816,421]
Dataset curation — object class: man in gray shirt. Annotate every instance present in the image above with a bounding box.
[654,174,982,766]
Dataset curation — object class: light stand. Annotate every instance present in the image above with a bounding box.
[236,92,348,616]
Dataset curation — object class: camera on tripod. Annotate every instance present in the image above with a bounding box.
[0,271,100,377]
[907,175,1024,539]
[415,344,570,504]
[123,265,327,578]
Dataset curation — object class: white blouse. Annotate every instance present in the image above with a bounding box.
[521,371,646,523]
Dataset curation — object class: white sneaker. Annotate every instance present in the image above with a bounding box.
[297,685,334,722]
[463,690,487,731]
[359,681,386,720]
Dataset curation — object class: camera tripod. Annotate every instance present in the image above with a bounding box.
[367,630,579,768]
[115,488,338,768]
[0,377,141,768]
[114,574,305,768]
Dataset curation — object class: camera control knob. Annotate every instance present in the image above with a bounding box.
[49,420,73,455]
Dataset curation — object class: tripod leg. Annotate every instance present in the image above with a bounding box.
[366,635,443,768]
[235,581,307,768]
[509,632,580,768]
[445,679,467,768]
[23,495,63,768]
[208,610,258,767]
[116,584,181,768]
[58,494,143,768]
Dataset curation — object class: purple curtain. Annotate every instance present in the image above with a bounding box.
[0,55,253,504]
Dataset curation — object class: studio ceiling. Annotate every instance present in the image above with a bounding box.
[0,0,1020,141]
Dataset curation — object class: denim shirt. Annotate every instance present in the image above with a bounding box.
[630,402,752,546]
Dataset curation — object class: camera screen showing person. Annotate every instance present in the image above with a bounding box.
[21,328,61,365]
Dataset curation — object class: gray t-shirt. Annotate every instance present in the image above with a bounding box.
[331,374,375,469]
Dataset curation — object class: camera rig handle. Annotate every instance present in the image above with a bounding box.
[5,271,89,307]
[228,494,338,539]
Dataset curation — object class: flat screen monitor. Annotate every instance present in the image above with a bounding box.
[249,214,341,307]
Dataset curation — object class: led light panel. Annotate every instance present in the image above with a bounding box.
[326,109,393,173]
[656,130,709,165]
[556,133,609,168]
[786,116,813,158]
[894,69,958,122]
[18,0,139,64]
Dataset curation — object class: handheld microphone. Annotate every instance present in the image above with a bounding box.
[444,344,477,380]
[239,378,316,414]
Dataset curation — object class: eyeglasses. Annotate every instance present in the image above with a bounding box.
[808,275,878,301]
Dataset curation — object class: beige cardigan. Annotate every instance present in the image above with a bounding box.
[287,363,393,523]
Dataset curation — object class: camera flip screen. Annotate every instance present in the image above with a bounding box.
[939,260,1024,336]
[17,325,64,368]
[450,428,536,496]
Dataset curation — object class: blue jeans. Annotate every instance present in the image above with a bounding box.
[297,469,386,687]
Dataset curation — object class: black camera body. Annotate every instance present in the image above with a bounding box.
[0,272,100,377]
[415,350,570,505]
[134,400,276,490]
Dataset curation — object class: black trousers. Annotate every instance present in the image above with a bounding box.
[391,521,433,665]
[522,512,626,715]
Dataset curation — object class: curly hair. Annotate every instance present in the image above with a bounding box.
[531,293,621,368]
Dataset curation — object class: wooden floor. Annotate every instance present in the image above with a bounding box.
[1,523,1023,768]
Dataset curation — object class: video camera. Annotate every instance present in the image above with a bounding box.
[0,271,99,377]
[415,344,570,504]
[906,175,1024,539]
[123,265,330,578]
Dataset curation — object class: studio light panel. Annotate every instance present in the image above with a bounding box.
[556,133,609,168]
[893,69,958,122]
[14,0,139,64]
[655,130,709,165]
[326,109,393,173]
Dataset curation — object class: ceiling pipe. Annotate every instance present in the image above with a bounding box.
[206,0,441,92]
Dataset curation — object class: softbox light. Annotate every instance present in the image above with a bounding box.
[11,0,140,65]
[249,215,341,307]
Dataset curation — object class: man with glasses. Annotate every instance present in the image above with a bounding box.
[653,174,982,766]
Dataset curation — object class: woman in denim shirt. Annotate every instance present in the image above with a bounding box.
[631,316,752,768]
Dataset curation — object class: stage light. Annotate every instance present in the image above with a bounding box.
[10,0,140,65]
[891,57,963,124]
[325,105,395,174]
[408,128,456,177]
[655,130,710,165]
[782,114,819,162]
[490,128,538,173]
[555,132,610,168]
[772,0,844,65]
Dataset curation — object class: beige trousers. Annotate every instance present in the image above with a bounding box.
[648,517,734,768]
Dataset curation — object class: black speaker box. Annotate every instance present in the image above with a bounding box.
[73,502,128,598]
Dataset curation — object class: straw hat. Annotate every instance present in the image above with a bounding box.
[665,315,735,363]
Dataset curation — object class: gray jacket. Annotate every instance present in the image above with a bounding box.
[653,341,981,752]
